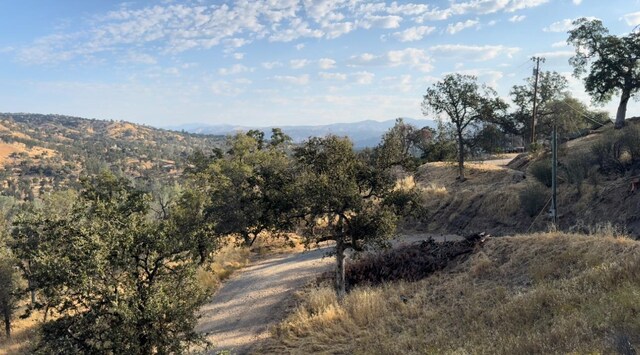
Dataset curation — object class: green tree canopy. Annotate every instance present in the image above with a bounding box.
[293,135,414,298]
[422,74,508,180]
[568,18,640,128]
[11,172,217,354]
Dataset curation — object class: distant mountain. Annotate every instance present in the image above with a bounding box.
[165,118,438,148]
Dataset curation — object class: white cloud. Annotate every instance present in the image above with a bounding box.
[295,43,305,50]
[381,75,413,92]
[446,19,480,34]
[429,44,520,61]
[290,59,310,69]
[323,22,355,39]
[453,68,504,88]
[622,12,640,26]
[551,41,568,48]
[319,72,347,80]
[125,52,157,65]
[532,50,575,58]
[233,53,244,60]
[211,80,244,96]
[17,0,551,66]
[543,17,597,32]
[348,48,433,72]
[509,15,526,22]
[318,58,337,69]
[572,0,583,4]
[359,15,403,29]
[391,26,436,42]
[352,71,375,84]
[429,0,548,20]
[261,61,283,69]
[274,74,310,85]
[218,64,252,75]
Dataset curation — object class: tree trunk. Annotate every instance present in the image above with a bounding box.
[335,239,346,299]
[457,130,465,181]
[3,306,10,338]
[615,89,630,129]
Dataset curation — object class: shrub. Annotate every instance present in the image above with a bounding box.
[562,152,595,195]
[343,237,482,290]
[592,125,640,174]
[519,183,549,217]
[529,159,552,187]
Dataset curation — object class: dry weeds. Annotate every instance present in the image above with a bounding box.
[264,232,640,354]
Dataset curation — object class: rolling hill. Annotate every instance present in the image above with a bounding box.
[0,113,224,200]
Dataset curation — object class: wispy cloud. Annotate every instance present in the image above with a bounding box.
[621,11,640,26]
[274,74,310,85]
[429,44,520,61]
[446,19,480,34]
[348,48,433,72]
[390,26,436,42]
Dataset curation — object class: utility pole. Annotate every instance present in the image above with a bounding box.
[551,122,558,226]
[530,56,545,147]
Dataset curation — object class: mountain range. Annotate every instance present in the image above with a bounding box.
[165,118,438,148]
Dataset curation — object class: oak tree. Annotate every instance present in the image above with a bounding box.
[422,74,507,180]
[568,18,640,128]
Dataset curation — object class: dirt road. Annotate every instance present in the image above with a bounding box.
[196,234,461,354]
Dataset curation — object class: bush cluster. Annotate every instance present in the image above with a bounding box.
[343,237,480,290]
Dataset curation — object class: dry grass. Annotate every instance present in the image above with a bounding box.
[197,241,252,292]
[264,232,640,354]
[0,308,45,355]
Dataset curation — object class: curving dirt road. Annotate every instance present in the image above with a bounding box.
[196,246,334,354]
[196,234,461,354]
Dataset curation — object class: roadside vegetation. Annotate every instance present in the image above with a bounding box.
[265,232,640,354]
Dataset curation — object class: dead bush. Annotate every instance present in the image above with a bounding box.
[529,159,552,187]
[562,152,596,195]
[519,183,548,217]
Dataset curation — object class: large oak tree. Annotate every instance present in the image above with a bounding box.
[568,18,640,129]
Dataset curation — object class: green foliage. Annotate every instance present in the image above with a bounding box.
[529,159,552,187]
[189,130,296,247]
[568,18,640,128]
[12,172,216,354]
[293,135,406,297]
[0,239,19,338]
[591,124,640,174]
[520,183,549,217]
[562,152,596,195]
[507,71,569,141]
[422,74,508,179]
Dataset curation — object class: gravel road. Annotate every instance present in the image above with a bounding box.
[196,234,462,354]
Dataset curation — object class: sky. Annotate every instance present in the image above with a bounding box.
[0,0,639,127]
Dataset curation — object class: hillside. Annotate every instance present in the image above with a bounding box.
[265,232,640,354]
[0,113,223,200]
[166,118,438,149]
[408,118,640,238]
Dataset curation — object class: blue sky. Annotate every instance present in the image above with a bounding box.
[0,0,638,127]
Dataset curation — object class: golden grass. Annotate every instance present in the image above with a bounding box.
[0,309,45,355]
[197,241,252,292]
[264,232,640,354]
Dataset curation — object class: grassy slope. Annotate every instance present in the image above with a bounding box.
[412,119,640,237]
[265,232,640,354]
